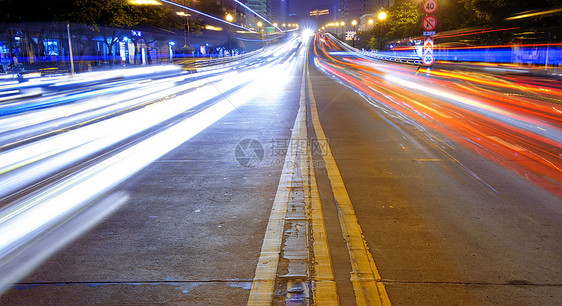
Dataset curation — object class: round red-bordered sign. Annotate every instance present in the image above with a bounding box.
[422,53,435,66]
[422,16,437,31]
[423,0,437,14]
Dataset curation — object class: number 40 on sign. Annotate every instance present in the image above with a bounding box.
[423,0,437,14]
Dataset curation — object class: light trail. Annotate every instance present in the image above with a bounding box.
[232,0,282,32]
[0,37,302,293]
[314,34,562,196]
[0,72,244,198]
[158,0,257,33]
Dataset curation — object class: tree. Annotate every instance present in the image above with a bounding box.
[387,0,422,40]
[68,0,186,64]
[360,0,561,49]
[435,0,473,30]
[0,0,77,64]
[458,0,559,26]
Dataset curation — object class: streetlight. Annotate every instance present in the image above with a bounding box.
[257,21,264,49]
[378,11,387,50]
[176,11,191,49]
[66,23,75,75]
[226,14,234,56]
[128,0,160,4]
[351,20,357,47]
[340,21,345,39]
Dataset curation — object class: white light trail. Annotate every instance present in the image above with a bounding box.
[159,0,257,33]
[232,0,282,32]
[0,39,302,293]
[0,72,241,198]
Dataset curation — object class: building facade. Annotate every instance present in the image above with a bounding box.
[340,0,394,21]
[266,0,289,24]
[244,0,267,17]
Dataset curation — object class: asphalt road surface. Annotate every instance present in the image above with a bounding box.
[0,34,560,305]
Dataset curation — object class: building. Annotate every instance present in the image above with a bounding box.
[340,0,394,21]
[339,0,394,33]
[266,0,289,23]
[243,0,267,18]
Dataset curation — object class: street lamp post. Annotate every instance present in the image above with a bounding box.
[351,20,357,48]
[257,21,264,49]
[226,13,234,56]
[181,0,192,49]
[184,7,190,48]
[378,11,387,50]
[340,22,345,40]
[176,11,191,48]
[66,23,75,75]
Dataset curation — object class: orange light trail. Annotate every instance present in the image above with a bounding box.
[313,34,562,196]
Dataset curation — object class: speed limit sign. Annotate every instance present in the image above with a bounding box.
[422,54,435,66]
[423,0,437,14]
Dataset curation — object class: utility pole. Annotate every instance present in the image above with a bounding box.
[352,20,357,48]
[184,0,191,48]
[67,23,75,75]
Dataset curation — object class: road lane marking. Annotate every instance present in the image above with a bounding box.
[301,147,339,304]
[249,48,339,304]
[247,114,300,305]
[306,65,391,306]
[247,61,309,305]
[300,62,339,305]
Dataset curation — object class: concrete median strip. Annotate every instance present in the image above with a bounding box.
[306,64,391,306]
[300,61,339,305]
[247,60,308,305]
[249,43,389,305]
[248,47,338,305]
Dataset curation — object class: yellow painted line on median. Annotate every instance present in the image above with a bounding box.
[306,65,391,306]
[247,108,305,304]
[247,60,309,305]
[247,111,302,305]
[300,61,339,305]
[301,147,339,305]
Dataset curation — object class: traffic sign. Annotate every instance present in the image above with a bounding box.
[424,37,434,50]
[423,0,438,14]
[422,16,437,31]
[421,0,436,66]
[422,53,435,66]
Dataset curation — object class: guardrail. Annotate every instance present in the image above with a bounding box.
[325,33,422,66]
[176,48,264,71]
[361,52,422,66]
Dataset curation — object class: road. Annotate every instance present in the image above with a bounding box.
[0,33,561,305]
